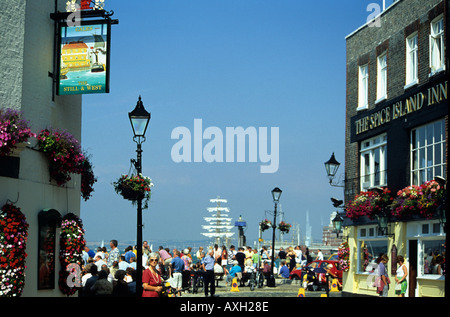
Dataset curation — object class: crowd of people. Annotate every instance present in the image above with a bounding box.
[78,240,321,297]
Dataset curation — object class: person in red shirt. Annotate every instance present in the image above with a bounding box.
[142,253,162,297]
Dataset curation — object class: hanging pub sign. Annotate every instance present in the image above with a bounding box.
[57,22,110,95]
[50,0,118,97]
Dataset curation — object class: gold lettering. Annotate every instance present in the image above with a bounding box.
[428,81,448,106]
[393,101,402,119]
[439,81,447,101]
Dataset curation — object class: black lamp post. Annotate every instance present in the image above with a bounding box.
[268,187,282,287]
[129,96,151,297]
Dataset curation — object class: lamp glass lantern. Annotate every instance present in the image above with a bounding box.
[272,187,282,203]
[436,202,446,232]
[324,152,341,179]
[376,210,389,235]
[129,96,151,138]
[332,212,343,233]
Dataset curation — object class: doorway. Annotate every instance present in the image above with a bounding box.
[408,239,417,297]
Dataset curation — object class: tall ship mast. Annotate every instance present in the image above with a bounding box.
[201,197,235,246]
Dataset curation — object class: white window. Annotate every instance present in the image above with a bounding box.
[430,17,445,74]
[405,33,418,87]
[376,53,387,102]
[406,220,445,278]
[411,119,446,185]
[357,227,388,273]
[358,64,369,110]
[360,134,387,191]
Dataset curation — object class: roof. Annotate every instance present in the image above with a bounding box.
[62,41,88,50]
[345,0,402,40]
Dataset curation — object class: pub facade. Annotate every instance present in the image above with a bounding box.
[342,0,448,297]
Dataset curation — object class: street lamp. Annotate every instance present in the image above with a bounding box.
[129,95,151,297]
[268,187,282,287]
[332,212,344,238]
[324,152,344,187]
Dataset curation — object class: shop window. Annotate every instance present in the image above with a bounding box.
[360,134,387,191]
[358,225,388,273]
[411,119,446,185]
[421,239,445,275]
[430,16,445,74]
[359,239,388,273]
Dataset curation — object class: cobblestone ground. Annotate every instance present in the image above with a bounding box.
[181,278,342,298]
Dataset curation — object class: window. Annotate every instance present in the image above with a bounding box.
[430,17,445,74]
[360,134,387,191]
[358,64,369,110]
[421,239,445,275]
[411,119,446,185]
[358,226,388,273]
[406,33,418,87]
[377,53,387,102]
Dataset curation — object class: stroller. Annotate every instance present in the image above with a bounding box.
[160,280,179,297]
[304,268,321,291]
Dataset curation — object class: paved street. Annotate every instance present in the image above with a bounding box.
[182,278,342,298]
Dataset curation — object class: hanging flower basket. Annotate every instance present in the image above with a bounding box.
[346,187,392,220]
[113,174,153,209]
[259,219,272,231]
[80,154,97,201]
[58,214,85,296]
[37,128,96,200]
[391,180,446,219]
[0,203,29,297]
[277,221,291,233]
[0,108,36,157]
[337,241,350,272]
[37,128,84,186]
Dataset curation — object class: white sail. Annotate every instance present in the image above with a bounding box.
[202,225,234,230]
[210,198,227,204]
[202,232,234,238]
[204,217,233,222]
[207,207,230,213]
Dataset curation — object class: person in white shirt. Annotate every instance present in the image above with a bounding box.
[315,249,324,261]
[94,255,107,270]
[118,256,131,270]
[294,246,303,266]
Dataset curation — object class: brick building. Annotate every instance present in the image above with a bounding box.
[342,0,448,297]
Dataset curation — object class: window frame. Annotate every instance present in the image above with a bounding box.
[357,64,369,111]
[407,220,445,279]
[360,133,388,191]
[357,225,388,274]
[376,52,388,103]
[410,119,446,186]
[429,15,445,75]
[405,32,418,89]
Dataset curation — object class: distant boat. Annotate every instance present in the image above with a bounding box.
[201,197,235,246]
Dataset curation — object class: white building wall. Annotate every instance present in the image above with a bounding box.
[1,0,82,297]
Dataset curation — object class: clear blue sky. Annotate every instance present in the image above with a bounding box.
[80,0,395,246]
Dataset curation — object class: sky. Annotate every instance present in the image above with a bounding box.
[80,0,397,246]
